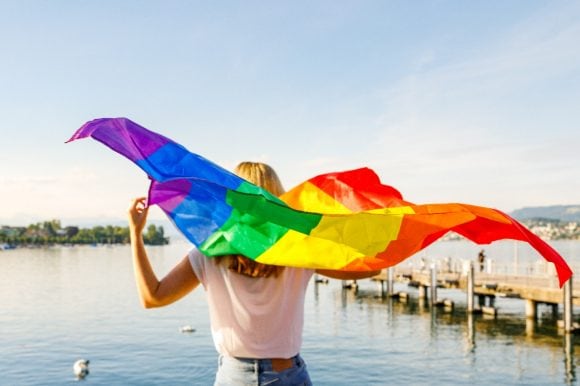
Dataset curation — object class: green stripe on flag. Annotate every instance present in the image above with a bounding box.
[199,187,322,259]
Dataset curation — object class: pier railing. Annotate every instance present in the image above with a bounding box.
[369,257,578,332]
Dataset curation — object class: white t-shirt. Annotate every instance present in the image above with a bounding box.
[188,249,314,359]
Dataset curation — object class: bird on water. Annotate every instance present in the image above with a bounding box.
[73,359,90,380]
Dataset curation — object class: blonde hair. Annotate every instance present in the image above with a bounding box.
[217,161,285,278]
[234,161,285,197]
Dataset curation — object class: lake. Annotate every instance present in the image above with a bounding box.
[1,240,579,385]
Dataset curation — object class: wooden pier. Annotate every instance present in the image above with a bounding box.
[371,264,578,332]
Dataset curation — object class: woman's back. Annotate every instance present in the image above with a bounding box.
[188,249,314,358]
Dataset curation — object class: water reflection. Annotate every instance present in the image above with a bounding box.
[466,312,476,353]
[526,318,536,338]
[3,244,580,385]
[564,334,576,384]
[339,283,579,383]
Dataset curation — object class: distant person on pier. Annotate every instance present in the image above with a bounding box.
[478,249,486,272]
[127,161,381,386]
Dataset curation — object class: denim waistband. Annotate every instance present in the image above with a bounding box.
[220,354,302,373]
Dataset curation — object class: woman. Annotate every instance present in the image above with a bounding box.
[128,162,380,385]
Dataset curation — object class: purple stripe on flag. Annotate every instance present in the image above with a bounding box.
[66,118,171,161]
[149,178,233,246]
[148,179,192,213]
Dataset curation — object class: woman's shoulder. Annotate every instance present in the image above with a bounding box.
[187,248,214,280]
[188,247,205,259]
[187,248,206,266]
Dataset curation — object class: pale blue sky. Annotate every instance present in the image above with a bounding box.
[0,1,579,225]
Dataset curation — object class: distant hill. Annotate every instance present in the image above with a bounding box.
[510,205,580,222]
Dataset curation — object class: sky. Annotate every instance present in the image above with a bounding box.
[0,1,579,227]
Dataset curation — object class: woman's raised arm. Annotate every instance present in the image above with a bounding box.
[128,197,200,308]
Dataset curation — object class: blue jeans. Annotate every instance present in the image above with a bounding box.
[214,354,312,386]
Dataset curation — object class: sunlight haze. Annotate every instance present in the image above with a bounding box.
[1,1,579,226]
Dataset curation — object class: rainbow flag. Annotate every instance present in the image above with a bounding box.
[67,118,572,286]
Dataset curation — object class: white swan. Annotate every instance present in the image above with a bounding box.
[73,359,90,380]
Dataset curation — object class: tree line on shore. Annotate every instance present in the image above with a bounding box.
[0,220,169,246]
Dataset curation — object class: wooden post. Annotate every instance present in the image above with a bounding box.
[478,295,485,308]
[466,312,475,350]
[564,277,573,333]
[419,285,428,299]
[525,299,537,320]
[551,303,559,318]
[467,262,475,313]
[430,264,437,306]
[387,268,394,297]
[525,318,535,337]
[377,279,386,298]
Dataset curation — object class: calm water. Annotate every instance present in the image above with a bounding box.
[1,240,579,385]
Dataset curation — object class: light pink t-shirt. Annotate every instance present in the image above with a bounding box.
[188,249,314,359]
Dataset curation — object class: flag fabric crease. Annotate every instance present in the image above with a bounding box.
[67,117,572,286]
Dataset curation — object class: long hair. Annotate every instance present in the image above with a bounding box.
[216,161,285,278]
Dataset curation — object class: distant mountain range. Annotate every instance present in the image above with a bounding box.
[509,205,580,222]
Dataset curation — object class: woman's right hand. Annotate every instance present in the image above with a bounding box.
[127,196,200,309]
[128,197,149,235]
